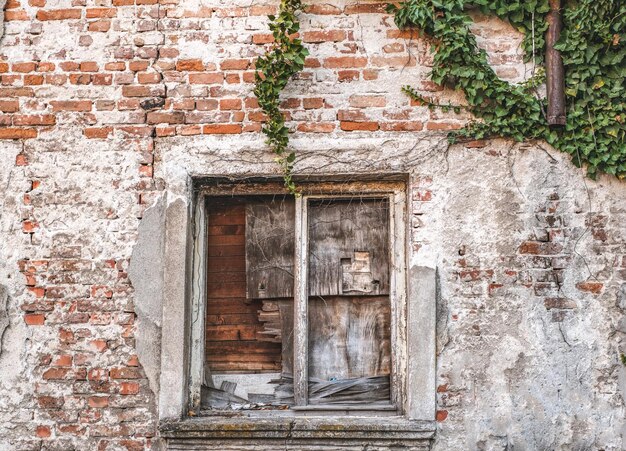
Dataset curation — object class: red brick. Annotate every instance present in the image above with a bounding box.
[35,62,54,73]
[5,10,28,21]
[302,98,324,109]
[24,74,44,85]
[219,99,242,110]
[305,4,341,14]
[340,121,379,131]
[323,57,367,68]
[93,74,113,85]
[88,396,109,408]
[52,354,73,367]
[69,74,92,85]
[337,70,359,82]
[380,121,424,131]
[43,368,71,380]
[37,396,64,409]
[59,62,79,72]
[86,8,117,18]
[177,125,202,136]
[119,382,140,395]
[297,122,335,133]
[426,121,463,131]
[0,87,34,97]
[88,19,111,32]
[576,281,603,294]
[0,128,37,139]
[383,43,405,53]
[0,62,8,73]
[104,62,126,71]
[36,9,82,20]
[13,114,55,126]
[349,95,386,108]
[24,313,45,325]
[146,111,184,124]
[155,125,175,137]
[138,72,161,84]
[518,241,563,255]
[110,367,141,379]
[12,62,36,73]
[0,100,19,112]
[122,85,164,97]
[344,3,387,13]
[225,73,241,84]
[189,73,224,84]
[128,61,149,72]
[303,30,346,43]
[220,59,249,70]
[252,33,274,44]
[36,425,51,438]
[436,410,448,422]
[50,100,92,112]
[176,59,204,71]
[80,62,99,72]
[203,124,242,134]
[84,127,112,139]
[196,99,218,110]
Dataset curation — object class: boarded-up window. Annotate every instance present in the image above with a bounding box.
[202,195,392,410]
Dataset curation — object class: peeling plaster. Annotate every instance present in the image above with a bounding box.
[129,195,166,396]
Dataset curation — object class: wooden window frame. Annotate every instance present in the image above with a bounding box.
[158,176,436,445]
[188,179,408,415]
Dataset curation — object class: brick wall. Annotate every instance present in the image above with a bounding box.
[0,1,624,450]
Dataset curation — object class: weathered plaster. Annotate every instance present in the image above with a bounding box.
[129,195,166,396]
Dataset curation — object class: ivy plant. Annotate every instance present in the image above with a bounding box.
[254,0,309,193]
[388,0,626,178]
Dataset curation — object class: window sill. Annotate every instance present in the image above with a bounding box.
[160,416,436,448]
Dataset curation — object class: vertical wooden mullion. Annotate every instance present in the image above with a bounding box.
[293,196,309,406]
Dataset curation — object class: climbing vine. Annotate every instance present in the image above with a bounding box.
[254,0,309,193]
[254,0,625,183]
[389,0,626,178]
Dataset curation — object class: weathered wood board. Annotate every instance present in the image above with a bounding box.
[308,198,390,296]
[246,198,295,299]
[308,296,391,381]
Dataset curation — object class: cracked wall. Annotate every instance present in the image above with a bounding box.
[0,0,624,450]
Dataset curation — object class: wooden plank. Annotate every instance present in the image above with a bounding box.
[209,362,281,372]
[204,271,245,283]
[206,313,262,325]
[208,245,245,257]
[308,296,391,381]
[245,198,295,299]
[207,224,245,236]
[207,256,247,273]
[308,198,390,297]
[205,341,282,355]
[205,282,246,298]
[205,324,262,341]
[205,300,256,315]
